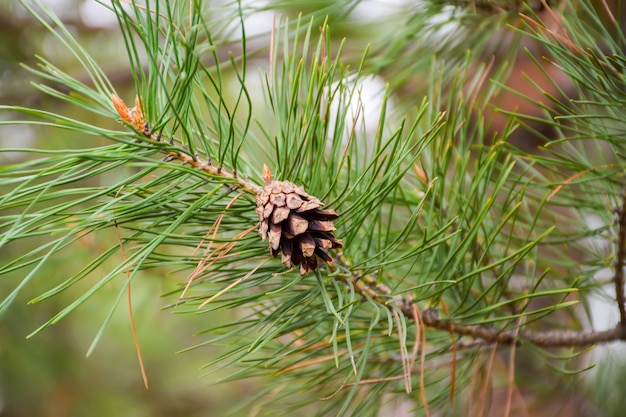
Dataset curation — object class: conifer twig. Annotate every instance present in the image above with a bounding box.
[337,261,626,348]
[112,94,262,195]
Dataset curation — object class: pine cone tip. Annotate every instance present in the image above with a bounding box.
[262,164,272,185]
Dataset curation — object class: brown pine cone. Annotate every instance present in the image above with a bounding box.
[256,165,342,274]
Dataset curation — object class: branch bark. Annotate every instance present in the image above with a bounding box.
[112,95,262,195]
[339,261,626,349]
[415,308,626,347]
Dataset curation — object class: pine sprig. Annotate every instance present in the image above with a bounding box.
[111,94,262,194]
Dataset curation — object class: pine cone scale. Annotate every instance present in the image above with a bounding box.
[259,220,269,239]
[307,209,338,220]
[297,199,322,212]
[281,239,293,266]
[269,223,282,252]
[313,237,334,249]
[262,203,273,219]
[286,194,304,209]
[286,213,309,236]
[299,234,316,258]
[308,220,335,232]
[270,192,286,206]
[272,206,290,224]
[314,248,332,263]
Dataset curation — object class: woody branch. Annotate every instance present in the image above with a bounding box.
[112,94,262,195]
[338,211,626,348]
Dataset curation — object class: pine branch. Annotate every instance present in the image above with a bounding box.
[419,310,626,347]
[337,246,626,348]
[111,94,262,195]
[5,0,626,414]
[107,83,621,381]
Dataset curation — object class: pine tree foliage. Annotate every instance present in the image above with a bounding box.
[1,0,626,415]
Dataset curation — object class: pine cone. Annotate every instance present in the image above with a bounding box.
[256,165,342,274]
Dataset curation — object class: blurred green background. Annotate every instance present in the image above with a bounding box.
[0,1,259,416]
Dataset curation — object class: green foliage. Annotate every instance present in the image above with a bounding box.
[1,0,625,416]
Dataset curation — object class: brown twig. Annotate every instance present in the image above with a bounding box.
[112,94,262,195]
[337,269,626,348]
[411,301,626,347]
